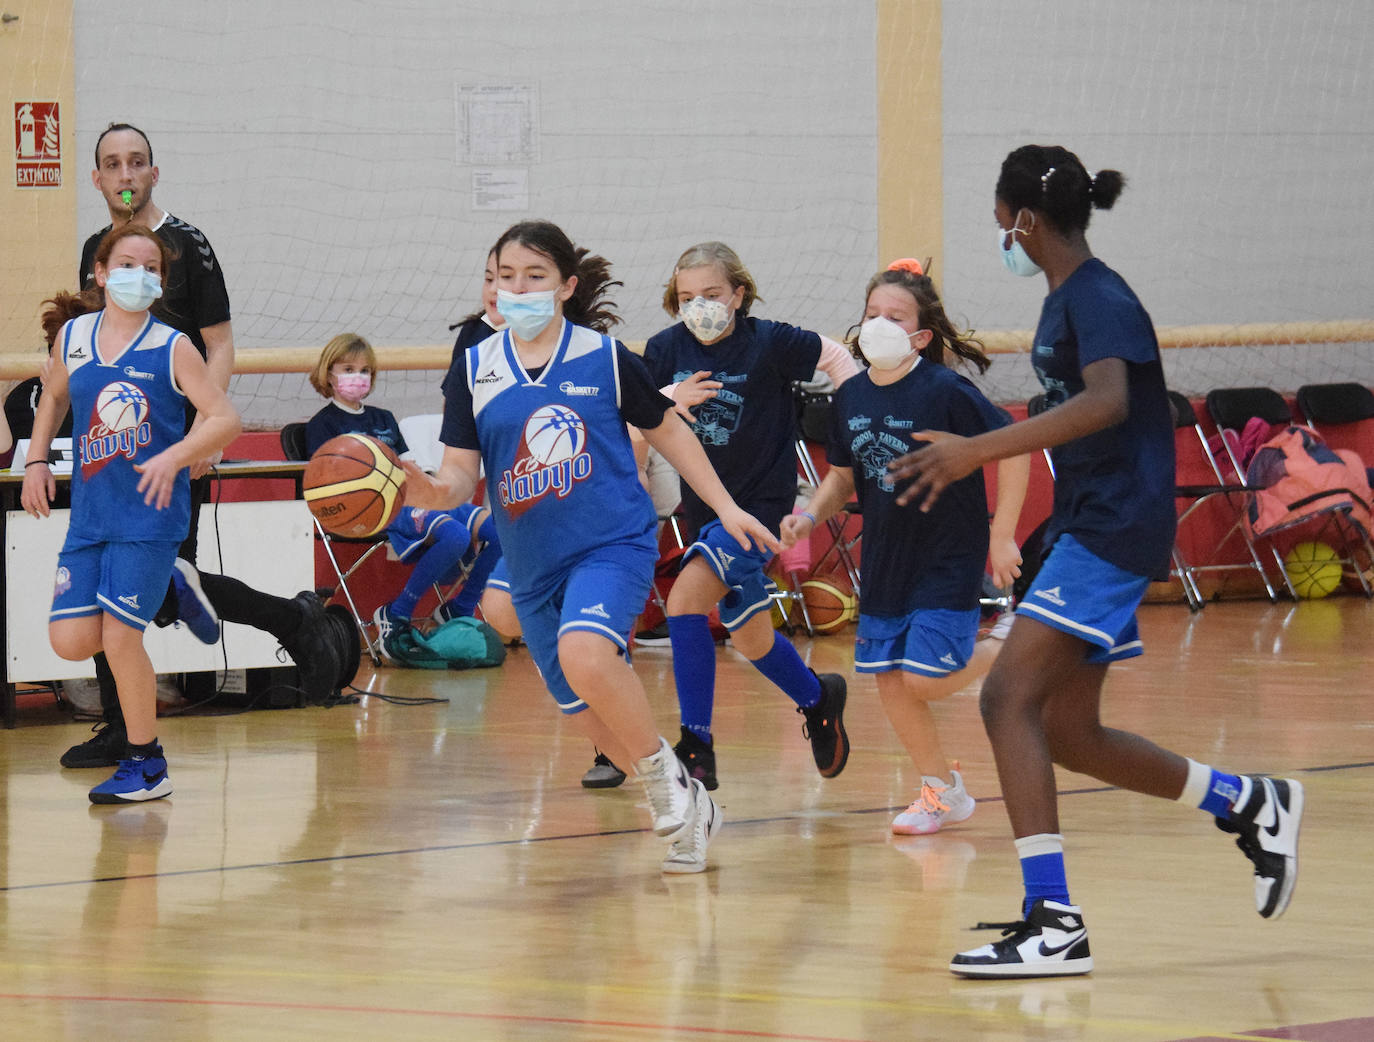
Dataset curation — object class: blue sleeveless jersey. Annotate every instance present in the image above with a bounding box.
[60,310,190,543]
[466,322,657,603]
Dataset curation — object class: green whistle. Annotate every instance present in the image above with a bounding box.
[121,190,132,206]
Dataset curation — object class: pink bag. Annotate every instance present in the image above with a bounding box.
[1244,426,1372,539]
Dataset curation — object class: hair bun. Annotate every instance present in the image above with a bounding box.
[886,257,924,276]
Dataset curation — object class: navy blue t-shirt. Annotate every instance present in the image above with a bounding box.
[829,360,1011,616]
[1031,258,1176,577]
[641,316,821,534]
[305,402,407,457]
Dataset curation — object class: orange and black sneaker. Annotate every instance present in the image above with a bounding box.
[673,725,718,791]
[799,672,849,778]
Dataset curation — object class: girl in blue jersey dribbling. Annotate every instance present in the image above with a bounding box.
[781,258,1029,836]
[641,242,860,791]
[410,220,779,874]
[889,144,1305,978]
[22,223,241,805]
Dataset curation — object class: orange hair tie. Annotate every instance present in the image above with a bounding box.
[886,257,924,276]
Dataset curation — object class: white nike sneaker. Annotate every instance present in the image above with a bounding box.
[662,778,722,874]
[950,899,1093,979]
[892,768,976,835]
[1216,774,1304,918]
[636,736,694,839]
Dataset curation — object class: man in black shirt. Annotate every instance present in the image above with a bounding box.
[62,124,346,770]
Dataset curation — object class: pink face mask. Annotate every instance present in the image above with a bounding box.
[334,372,371,401]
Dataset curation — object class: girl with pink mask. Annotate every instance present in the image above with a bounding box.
[306,333,501,662]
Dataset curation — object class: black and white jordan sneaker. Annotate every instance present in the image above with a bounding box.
[950,899,1093,979]
[1216,774,1304,918]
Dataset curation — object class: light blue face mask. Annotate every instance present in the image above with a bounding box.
[998,214,1042,277]
[496,288,558,341]
[104,265,163,312]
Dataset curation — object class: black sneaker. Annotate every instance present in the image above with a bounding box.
[634,620,671,646]
[950,899,1093,979]
[60,720,128,769]
[798,672,849,778]
[673,726,718,791]
[581,750,627,789]
[280,591,343,704]
[1216,774,1305,918]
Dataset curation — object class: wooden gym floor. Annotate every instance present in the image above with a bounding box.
[1,597,1372,1041]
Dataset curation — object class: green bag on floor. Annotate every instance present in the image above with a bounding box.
[416,616,507,670]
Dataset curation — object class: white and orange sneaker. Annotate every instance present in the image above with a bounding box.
[892,768,976,836]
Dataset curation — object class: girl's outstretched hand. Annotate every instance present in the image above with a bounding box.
[778,512,815,549]
[888,430,982,511]
[717,504,781,556]
[20,462,55,518]
[672,370,723,423]
[133,449,184,510]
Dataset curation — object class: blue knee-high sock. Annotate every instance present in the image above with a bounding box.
[749,631,821,708]
[392,523,469,620]
[1016,834,1070,917]
[448,517,503,616]
[669,614,716,739]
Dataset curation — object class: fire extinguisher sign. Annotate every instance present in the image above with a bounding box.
[15,101,62,188]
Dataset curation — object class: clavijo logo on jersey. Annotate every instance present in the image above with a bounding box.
[80,381,152,473]
[499,404,593,517]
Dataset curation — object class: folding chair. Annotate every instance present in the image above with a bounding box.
[1296,382,1374,459]
[792,385,862,591]
[1292,383,1374,594]
[1204,387,1292,482]
[1205,387,1371,599]
[397,413,445,474]
[283,422,456,664]
[1168,391,1279,608]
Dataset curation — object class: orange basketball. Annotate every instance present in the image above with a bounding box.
[801,578,857,634]
[303,433,408,538]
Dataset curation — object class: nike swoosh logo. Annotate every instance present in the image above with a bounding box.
[142,769,167,785]
[1038,931,1085,958]
[1262,787,1288,840]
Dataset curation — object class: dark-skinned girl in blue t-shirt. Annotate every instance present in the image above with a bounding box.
[888,144,1305,980]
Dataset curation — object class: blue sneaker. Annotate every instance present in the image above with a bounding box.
[170,559,220,644]
[89,747,173,804]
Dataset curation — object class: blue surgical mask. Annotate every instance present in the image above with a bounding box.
[998,215,1042,277]
[496,288,558,341]
[104,265,163,312]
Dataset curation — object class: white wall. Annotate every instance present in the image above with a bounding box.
[73,1,1373,415]
[73,2,878,342]
[942,0,1374,400]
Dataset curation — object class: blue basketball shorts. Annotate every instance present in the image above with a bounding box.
[485,556,511,594]
[683,519,778,630]
[51,536,181,632]
[385,502,484,562]
[513,543,655,714]
[854,606,982,676]
[1016,533,1150,664]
